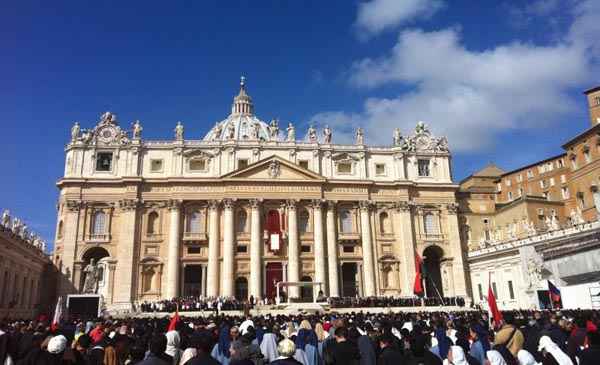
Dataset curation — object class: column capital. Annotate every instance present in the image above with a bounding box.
[393,200,413,212]
[359,200,374,211]
[167,199,182,211]
[208,200,220,211]
[309,199,325,209]
[446,202,459,214]
[285,199,298,210]
[325,200,338,211]
[119,198,140,211]
[249,198,263,209]
[66,200,84,212]
[222,198,236,210]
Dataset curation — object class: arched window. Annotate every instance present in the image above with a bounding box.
[92,211,106,235]
[142,267,155,293]
[339,209,353,233]
[424,213,438,235]
[187,211,202,233]
[237,210,248,233]
[298,209,310,233]
[57,220,64,239]
[379,212,390,234]
[147,212,159,235]
[382,266,393,288]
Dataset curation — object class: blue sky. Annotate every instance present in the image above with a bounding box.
[2,0,599,248]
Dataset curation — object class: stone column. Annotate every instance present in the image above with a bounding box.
[326,202,340,297]
[221,198,235,297]
[393,201,417,296]
[207,200,220,297]
[312,200,327,296]
[165,200,181,299]
[286,200,300,299]
[249,199,262,299]
[106,262,117,304]
[446,203,468,296]
[61,200,83,295]
[113,198,139,309]
[359,201,376,296]
[201,264,208,297]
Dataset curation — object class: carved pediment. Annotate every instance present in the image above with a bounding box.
[331,152,361,161]
[221,156,326,181]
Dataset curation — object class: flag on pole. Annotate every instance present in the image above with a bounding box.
[51,296,63,332]
[413,254,424,297]
[548,280,562,308]
[167,303,180,331]
[487,273,503,327]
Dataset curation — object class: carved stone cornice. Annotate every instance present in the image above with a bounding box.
[143,200,168,209]
[393,200,412,212]
[119,198,140,211]
[222,198,236,210]
[166,199,182,211]
[359,200,374,211]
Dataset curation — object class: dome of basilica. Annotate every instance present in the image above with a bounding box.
[203,77,282,142]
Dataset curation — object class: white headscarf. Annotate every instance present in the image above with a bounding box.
[517,349,539,365]
[179,348,197,365]
[165,330,182,357]
[47,335,67,354]
[260,333,279,363]
[449,345,468,365]
[487,350,508,365]
[538,336,573,365]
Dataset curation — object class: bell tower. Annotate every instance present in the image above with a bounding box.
[584,86,600,126]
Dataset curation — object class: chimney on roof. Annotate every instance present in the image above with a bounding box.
[584,86,600,126]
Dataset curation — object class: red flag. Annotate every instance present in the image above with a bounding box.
[413,254,424,297]
[167,304,180,332]
[51,297,63,332]
[487,276,503,327]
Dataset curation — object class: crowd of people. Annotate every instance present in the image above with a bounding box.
[139,296,466,313]
[0,309,598,365]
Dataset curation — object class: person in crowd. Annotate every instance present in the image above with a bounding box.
[537,336,573,365]
[259,328,279,363]
[139,334,171,365]
[228,340,253,365]
[376,334,403,365]
[270,339,302,365]
[211,326,233,365]
[404,334,442,365]
[486,350,508,365]
[187,333,220,365]
[494,313,525,358]
[330,327,360,365]
[516,349,538,365]
[165,330,183,365]
[578,329,600,365]
[469,324,490,365]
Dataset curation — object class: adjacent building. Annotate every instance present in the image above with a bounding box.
[53,78,469,311]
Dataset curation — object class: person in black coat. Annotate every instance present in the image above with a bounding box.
[187,333,220,365]
[377,334,404,365]
[404,335,442,365]
[578,330,600,365]
[331,327,361,365]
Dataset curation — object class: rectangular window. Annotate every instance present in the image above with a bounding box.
[497,183,502,192]
[508,281,515,299]
[337,162,352,174]
[550,177,555,186]
[238,159,249,169]
[505,179,512,187]
[375,163,386,175]
[595,96,600,106]
[301,245,311,253]
[516,174,523,183]
[150,159,163,172]
[424,214,439,235]
[189,159,207,171]
[417,159,430,177]
[477,284,483,301]
[527,170,534,179]
[343,245,355,253]
[584,150,591,163]
[298,160,309,169]
[236,245,248,254]
[95,152,113,172]
[561,174,567,184]
[558,159,564,168]
[578,193,585,209]
[187,246,201,254]
[562,187,570,199]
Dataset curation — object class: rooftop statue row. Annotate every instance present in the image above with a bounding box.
[1,209,47,253]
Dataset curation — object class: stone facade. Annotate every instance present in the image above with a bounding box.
[53,79,468,311]
[0,211,55,319]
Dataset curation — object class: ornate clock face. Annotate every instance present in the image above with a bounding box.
[97,126,117,143]
[416,135,430,150]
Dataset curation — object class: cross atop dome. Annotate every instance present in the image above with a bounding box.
[232,75,254,116]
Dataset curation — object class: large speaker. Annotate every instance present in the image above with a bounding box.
[67,295,101,318]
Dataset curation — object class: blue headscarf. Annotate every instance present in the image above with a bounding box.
[470,324,490,352]
[295,329,318,350]
[256,327,265,345]
[434,328,451,359]
[218,326,231,358]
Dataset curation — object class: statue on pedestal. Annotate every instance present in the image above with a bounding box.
[355,128,365,145]
[82,259,99,294]
[175,122,185,141]
[527,257,544,289]
[307,125,318,143]
[286,123,296,141]
[227,123,236,140]
[71,122,80,143]
[268,119,279,139]
[132,120,143,139]
[211,122,223,141]
[393,128,403,146]
[1,209,10,228]
[251,121,261,140]
[323,126,332,144]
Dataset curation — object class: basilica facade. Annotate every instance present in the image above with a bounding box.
[53,78,468,310]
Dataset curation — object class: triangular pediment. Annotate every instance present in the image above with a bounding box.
[221,156,326,182]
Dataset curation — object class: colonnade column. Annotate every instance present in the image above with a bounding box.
[221,198,235,297]
[286,200,300,299]
[326,202,340,297]
[312,199,327,297]
[114,198,139,308]
[249,199,262,299]
[393,201,417,296]
[207,200,220,297]
[446,203,467,296]
[359,200,376,296]
[201,264,208,297]
[165,200,181,299]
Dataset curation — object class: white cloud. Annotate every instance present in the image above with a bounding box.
[355,0,444,37]
[314,1,599,152]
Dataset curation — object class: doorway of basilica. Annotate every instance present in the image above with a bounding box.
[265,262,283,299]
[183,265,202,297]
[341,263,358,297]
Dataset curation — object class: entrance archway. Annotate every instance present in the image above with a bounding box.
[423,245,444,298]
[80,247,110,292]
[265,262,283,299]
